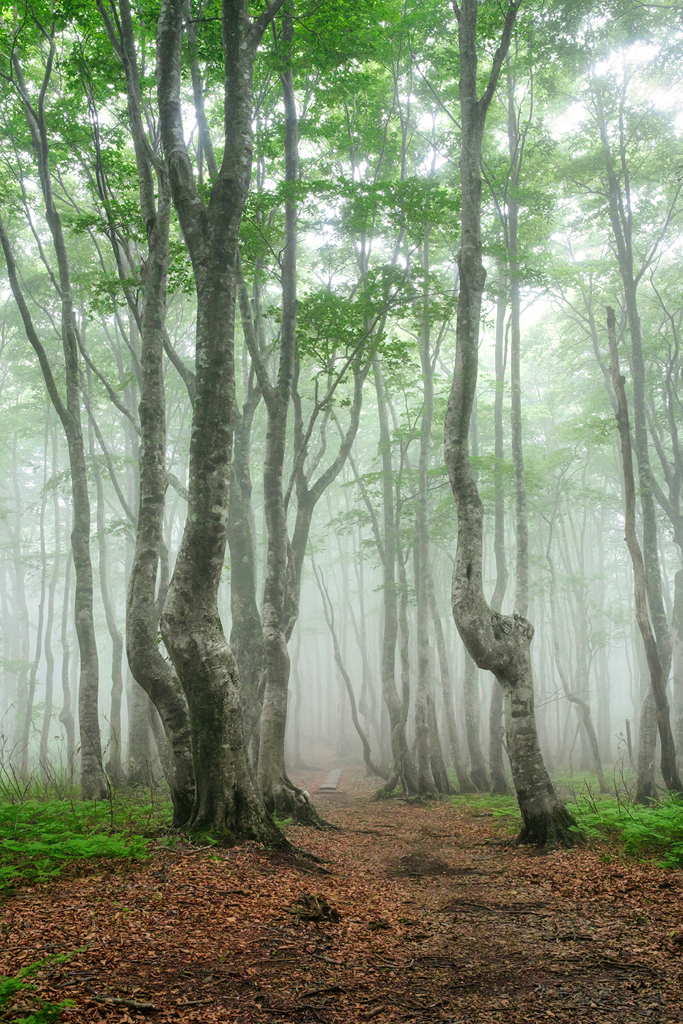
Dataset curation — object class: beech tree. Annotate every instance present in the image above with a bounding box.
[444,0,579,846]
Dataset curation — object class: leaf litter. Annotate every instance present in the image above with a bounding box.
[1,765,682,1023]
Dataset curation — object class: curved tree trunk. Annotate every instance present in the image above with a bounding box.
[157,0,285,842]
[444,0,577,847]
[97,0,196,824]
[0,77,107,799]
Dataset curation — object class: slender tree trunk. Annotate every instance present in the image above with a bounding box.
[313,560,387,780]
[10,437,31,778]
[59,548,76,775]
[607,307,682,797]
[595,100,676,797]
[444,0,577,846]
[489,262,511,796]
[0,42,107,798]
[428,574,474,792]
[24,481,48,780]
[673,570,683,757]
[97,0,197,823]
[463,653,489,791]
[253,11,324,825]
[40,427,60,769]
[414,224,442,794]
[229,292,264,751]
[547,547,609,792]
[374,360,418,795]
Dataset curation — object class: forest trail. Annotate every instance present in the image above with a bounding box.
[2,764,682,1023]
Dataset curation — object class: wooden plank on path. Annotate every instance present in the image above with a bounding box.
[319,768,343,792]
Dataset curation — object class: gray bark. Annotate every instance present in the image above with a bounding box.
[0,136,107,799]
[157,0,284,841]
[444,0,577,847]
[489,263,511,796]
[607,307,682,796]
[98,0,196,823]
[374,359,418,795]
[252,12,323,825]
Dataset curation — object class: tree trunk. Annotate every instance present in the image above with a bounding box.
[607,306,682,797]
[0,43,108,798]
[230,283,264,751]
[40,426,60,770]
[428,575,474,792]
[673,570,683,758]
[97,0,197,824]
[313,559,387,780]
[463,653,489,791]
[414,224,442,794]
[157,0,284,842]
[489,262,511,796]
[374,359,418,795]
[444,0,577,847]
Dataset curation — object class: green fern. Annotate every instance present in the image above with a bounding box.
[0,951,78,1022]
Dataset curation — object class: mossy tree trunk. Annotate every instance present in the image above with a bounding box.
[157,0,285,842]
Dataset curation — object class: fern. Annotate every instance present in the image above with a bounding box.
[0,951,78,1023]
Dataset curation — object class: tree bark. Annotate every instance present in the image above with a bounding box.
[253,11,324,825]
[0,181,106,800]
[97,0,197,823]
[444,0,577,847]
[374,360,418,795]
[489,262,511,796]
[607,306,682,797]
[157,0,284,841]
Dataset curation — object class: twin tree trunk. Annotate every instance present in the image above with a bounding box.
[444,0,578,847]
[157,0,285,841]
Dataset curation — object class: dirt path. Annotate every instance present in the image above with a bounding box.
[2,766,682,1023]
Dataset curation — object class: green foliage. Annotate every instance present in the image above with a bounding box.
[0,797,172,893]
[0,951,78,1023]
[568,794,683,869]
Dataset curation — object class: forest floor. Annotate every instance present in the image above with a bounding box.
[2,762,683,1024]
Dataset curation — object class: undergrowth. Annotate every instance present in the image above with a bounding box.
[567,793,683,869]
[0,796,173,893]
[0,951,77,1022]
[448,783,683,868]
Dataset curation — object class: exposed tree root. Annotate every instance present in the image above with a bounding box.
[266,773,339,830]
[513,805,584,850]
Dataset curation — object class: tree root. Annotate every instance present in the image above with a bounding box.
[514,805,585,850]
[267,773,339,830]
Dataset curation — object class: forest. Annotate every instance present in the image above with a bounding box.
[1,0,683,1021]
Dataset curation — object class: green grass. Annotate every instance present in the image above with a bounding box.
[0,795,173,893]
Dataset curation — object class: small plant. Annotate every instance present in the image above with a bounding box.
[0,951,77,1023]
[568,793,683,868]
[0,796,173,893]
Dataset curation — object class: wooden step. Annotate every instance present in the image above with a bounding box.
[319,768,343,792]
